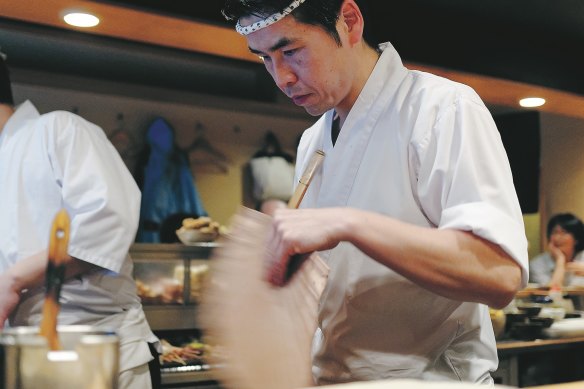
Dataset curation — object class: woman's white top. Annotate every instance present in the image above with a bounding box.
[529,251,584,286]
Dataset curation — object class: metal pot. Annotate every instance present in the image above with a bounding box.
[0,325,119,389]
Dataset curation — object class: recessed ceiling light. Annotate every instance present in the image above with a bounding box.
[63,12,100,28]
[519,97,546,108]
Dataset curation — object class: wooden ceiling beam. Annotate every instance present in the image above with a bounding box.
[0,0,256,62]
[2,0,584,119]
[410,64,584,120]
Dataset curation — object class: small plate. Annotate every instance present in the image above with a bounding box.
[176,229,218,244]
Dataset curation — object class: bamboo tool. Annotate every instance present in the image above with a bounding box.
[287,149,325,209]
[284,149,325,283]
[39,209,71,351]
[200,149,329,389]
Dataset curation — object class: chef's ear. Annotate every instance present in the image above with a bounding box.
[340,0,365,46]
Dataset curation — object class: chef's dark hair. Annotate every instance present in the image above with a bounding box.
[222,0,378,49]
[547,213,584,253]
[0,52,14,106]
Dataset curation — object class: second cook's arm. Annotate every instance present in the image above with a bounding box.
[0,250,99,325]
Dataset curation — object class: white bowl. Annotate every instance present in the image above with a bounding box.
[176,228,218,244]
[539,307,566,321]
[544,318,584,338]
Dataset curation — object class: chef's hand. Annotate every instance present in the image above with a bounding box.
[0,272,21,326]
[265,208,347,286]
[0,250,48,326]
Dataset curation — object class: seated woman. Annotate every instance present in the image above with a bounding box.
[529,213,584,288]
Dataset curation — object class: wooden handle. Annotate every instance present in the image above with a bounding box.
[39,209,71,350]
[284,150,325,283]
[287,150,325,209]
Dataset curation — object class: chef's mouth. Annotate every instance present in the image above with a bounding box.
[292,94,310,106]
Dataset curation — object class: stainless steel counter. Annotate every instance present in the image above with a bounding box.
[161,367,220,389]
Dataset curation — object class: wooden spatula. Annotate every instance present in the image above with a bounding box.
[39,209,71,350]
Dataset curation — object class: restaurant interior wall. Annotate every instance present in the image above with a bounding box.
[541,114,584,226]
[494,111,541,215]
[9,62,584,258]
[518,112,584,260]
[11,72,315,226]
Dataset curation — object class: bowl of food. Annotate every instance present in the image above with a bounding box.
[510,322,545,341]
[176,216,221,244]
[529,316,554,328]
[539,307,566,320]
[516,303,543,317]
[504,312,529,334]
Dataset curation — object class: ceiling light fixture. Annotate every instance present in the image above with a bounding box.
[519,97,546,108]
[63,12,100,28]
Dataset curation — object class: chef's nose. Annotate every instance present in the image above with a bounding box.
[272,62,297,91]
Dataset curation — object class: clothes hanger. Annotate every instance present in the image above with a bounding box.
[187,122,230,174]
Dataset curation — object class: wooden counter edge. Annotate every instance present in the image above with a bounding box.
[516,287,584,298]
[527,381,584,388]
[497,335,584,351]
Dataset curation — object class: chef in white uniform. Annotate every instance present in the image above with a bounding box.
[0,54,160,389]
[223,0,528,385]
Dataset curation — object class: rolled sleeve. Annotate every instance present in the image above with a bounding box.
[47,113,140,273]
[439,202,529,286]
[414,88,529,287]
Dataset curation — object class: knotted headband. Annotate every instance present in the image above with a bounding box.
[235,0,307,35]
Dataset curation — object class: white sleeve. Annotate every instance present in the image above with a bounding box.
[414,91,529,287]
[46,112,140,273]
[528,254,551,285]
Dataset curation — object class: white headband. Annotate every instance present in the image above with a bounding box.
[235,0,307,36]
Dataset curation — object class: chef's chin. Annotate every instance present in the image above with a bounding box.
[302,104,331,117]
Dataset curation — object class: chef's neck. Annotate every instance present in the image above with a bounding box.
[334,43,381,129]
[0,104,14,136]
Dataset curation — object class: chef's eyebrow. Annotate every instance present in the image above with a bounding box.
[249,37,295,55]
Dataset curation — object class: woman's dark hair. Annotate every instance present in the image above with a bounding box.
[222,0,378,48]
[547,213,584,253]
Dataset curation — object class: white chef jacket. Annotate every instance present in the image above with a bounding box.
[295,43,529,384]
[0,101,158,378]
